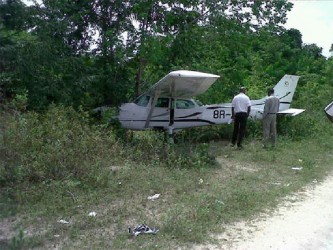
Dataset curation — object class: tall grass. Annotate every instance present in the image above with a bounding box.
[0,105,215,204]
[1,105,124,188]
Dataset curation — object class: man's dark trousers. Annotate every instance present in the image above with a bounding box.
[232,112,248,147]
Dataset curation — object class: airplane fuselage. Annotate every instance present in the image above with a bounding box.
[118,94,265,133]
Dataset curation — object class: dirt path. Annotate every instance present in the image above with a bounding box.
[194,175,333,250]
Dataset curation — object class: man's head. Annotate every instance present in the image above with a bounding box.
[268,88,274,96]
[240,87,246,93]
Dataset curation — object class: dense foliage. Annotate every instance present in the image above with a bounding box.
[1,0,331,109]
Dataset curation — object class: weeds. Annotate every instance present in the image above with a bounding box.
[8,228,24,250]
[0,105,123,187]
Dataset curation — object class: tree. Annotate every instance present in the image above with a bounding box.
[2,0,320,111]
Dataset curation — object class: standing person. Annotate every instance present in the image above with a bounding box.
[262,88,280,148]
[231,87,251,149]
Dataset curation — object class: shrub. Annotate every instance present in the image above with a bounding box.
[0,105,122,187]
[116,129,216,169]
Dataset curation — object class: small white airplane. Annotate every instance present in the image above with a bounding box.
[116,70,305,135]
[325,101,333,123]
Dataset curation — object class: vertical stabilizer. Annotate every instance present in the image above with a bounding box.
[250,74,303,119]
[274,75,300,111]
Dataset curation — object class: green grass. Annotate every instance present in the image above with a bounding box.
[2,137,333,249]
[1,107,333,249]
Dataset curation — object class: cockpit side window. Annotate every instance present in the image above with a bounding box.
[175,99,195,109]
[134,95,150,107]
[155,98,169,108]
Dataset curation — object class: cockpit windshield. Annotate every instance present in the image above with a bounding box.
[134,94,150,107]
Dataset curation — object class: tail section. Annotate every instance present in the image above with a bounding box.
[274,75,300,111]
[250,75,304,119]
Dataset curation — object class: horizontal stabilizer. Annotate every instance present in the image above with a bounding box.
[278,108,305,116]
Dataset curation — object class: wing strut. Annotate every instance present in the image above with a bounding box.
[144,90,161,128]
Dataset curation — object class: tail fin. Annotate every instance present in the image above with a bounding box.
[274,75,300,111]
[250,75,304,119]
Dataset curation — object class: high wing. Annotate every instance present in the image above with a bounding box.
[146,70,220,98]
[278,108,305,116]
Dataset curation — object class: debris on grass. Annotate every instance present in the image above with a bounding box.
[58,219,69,224]
[148,194,160,201]
[128,224,159,237]
[88,211,97,217]
[216,200,225,205]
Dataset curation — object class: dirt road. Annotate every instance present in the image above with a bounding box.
[195,175,333,250]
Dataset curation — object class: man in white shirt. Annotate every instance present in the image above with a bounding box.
[231,87,251,148]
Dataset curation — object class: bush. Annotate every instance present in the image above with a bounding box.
[160,142,216,169]
[116,129,216,169]
[0,105,122,187]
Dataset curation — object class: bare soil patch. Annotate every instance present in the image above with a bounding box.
[194,175,333,250]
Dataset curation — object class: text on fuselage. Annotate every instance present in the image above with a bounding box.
[213,110,225,119]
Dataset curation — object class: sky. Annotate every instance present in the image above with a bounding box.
[285,0,333,58]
